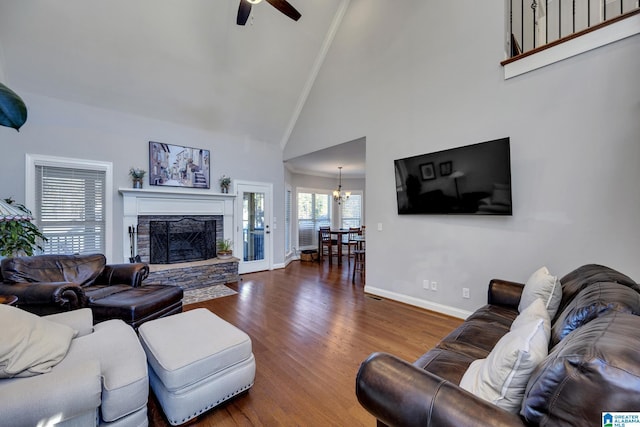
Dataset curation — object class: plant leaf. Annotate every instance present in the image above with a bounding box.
[0,82,28,131]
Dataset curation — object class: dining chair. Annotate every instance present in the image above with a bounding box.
[352,248,365,284]
[345,227,362,264]
[319,226,338,264]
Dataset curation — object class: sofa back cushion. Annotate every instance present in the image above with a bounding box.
[551,282,640,346]
[1,254,106,286]
[557,264,638,320]
[521,312,640,425]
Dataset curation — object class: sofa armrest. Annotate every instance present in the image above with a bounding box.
[95,263,149,288]
[0,281,86,310]
[44,308,94,337]
[487,279,524,309]
[0,359,101,426]
[356,352,525,427]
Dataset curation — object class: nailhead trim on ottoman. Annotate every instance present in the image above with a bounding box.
[138,308,256,425]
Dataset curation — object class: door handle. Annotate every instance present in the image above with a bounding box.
[265,225,270,234]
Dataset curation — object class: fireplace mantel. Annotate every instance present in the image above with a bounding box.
[119,187,235,263]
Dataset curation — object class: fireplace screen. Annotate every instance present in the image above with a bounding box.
[150,218,216,264]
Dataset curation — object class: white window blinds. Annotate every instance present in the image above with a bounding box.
[297,191,330,248]
[35,165,106,255]
[341,194,362,229]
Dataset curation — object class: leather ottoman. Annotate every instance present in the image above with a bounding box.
[87,284,183,329]
[138,308,256,425]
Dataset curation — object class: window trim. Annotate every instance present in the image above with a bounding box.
[503,7,640,79]
[25,154,114,261]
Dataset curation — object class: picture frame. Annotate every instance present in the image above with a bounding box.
[420,162,436,181]
[439,161,452,177]
[149,141,210,189]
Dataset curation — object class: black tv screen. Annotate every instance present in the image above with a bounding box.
[394,137,512,215]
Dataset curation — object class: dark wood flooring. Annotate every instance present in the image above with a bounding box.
[148,259,462,426]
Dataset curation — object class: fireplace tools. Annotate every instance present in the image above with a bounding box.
[128,225,141,263]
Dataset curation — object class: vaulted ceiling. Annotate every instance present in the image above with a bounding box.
[0,0,345,147]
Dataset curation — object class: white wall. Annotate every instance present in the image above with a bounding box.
[285,0,640,316]
[0,92,286,265]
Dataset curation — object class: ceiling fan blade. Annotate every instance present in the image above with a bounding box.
[265,0,301,21]
[237,0,252,25]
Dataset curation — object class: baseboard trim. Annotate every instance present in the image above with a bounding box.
[364,286,473,320]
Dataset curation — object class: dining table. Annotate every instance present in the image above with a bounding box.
[317,228,350,265]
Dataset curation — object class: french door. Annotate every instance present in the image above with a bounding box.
[235,182,272,274]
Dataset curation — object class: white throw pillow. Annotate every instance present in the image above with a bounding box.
[460,298,550,413]
[518,266,562,319]
[0,305,75,378]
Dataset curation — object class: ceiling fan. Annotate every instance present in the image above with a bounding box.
[237,0,301,26]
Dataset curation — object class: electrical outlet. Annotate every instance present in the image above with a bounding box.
[431,281,437,291]
[462,288,470,299]
[422,280,429,290]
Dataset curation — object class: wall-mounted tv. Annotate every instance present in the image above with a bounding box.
[394,137,512,215]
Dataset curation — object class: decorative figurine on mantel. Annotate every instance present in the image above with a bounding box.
[219,175,231,193]
[129,167,146,189]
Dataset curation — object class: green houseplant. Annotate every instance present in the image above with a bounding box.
[219,175,231,193]
[0,82,28,131]
[129,167,146,189]
[217,239,233,259]
[0,198,47,257]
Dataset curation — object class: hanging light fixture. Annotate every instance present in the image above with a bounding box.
[333,167,351,205]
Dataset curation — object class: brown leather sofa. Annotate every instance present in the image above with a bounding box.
[356,264,640,426]
[0,254,183,328]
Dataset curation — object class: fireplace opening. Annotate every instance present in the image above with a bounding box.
[149,218,216,264]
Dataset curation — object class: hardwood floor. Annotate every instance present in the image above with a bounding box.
[148,260,462,426]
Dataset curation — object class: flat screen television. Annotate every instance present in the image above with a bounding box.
[394,137,512,215]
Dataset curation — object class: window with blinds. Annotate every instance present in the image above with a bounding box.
[341,194,362,229]
[297,191,331,249]
[35,165,106,255]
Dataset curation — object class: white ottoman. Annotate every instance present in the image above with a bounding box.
[138,308,256,425]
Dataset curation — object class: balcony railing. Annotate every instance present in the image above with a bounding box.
[507,0,639,58]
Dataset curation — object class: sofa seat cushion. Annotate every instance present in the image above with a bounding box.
[88,284,183,326]
[551,281,640,345]
[414,348,477,385]
[465,304,519,327]
[1,254,106,286]
[522,311,640,425]
[0,305,76,378]
[437,321,511,360]
[56,319,148,423]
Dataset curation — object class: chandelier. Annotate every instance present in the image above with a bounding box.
[332,167,351,205]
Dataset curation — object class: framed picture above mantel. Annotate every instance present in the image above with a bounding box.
[149,141,210,189]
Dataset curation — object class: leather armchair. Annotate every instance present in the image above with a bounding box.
[0,275,86,316]
[0,254,182,328]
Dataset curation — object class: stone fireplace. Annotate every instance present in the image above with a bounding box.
[119,188,238,289]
